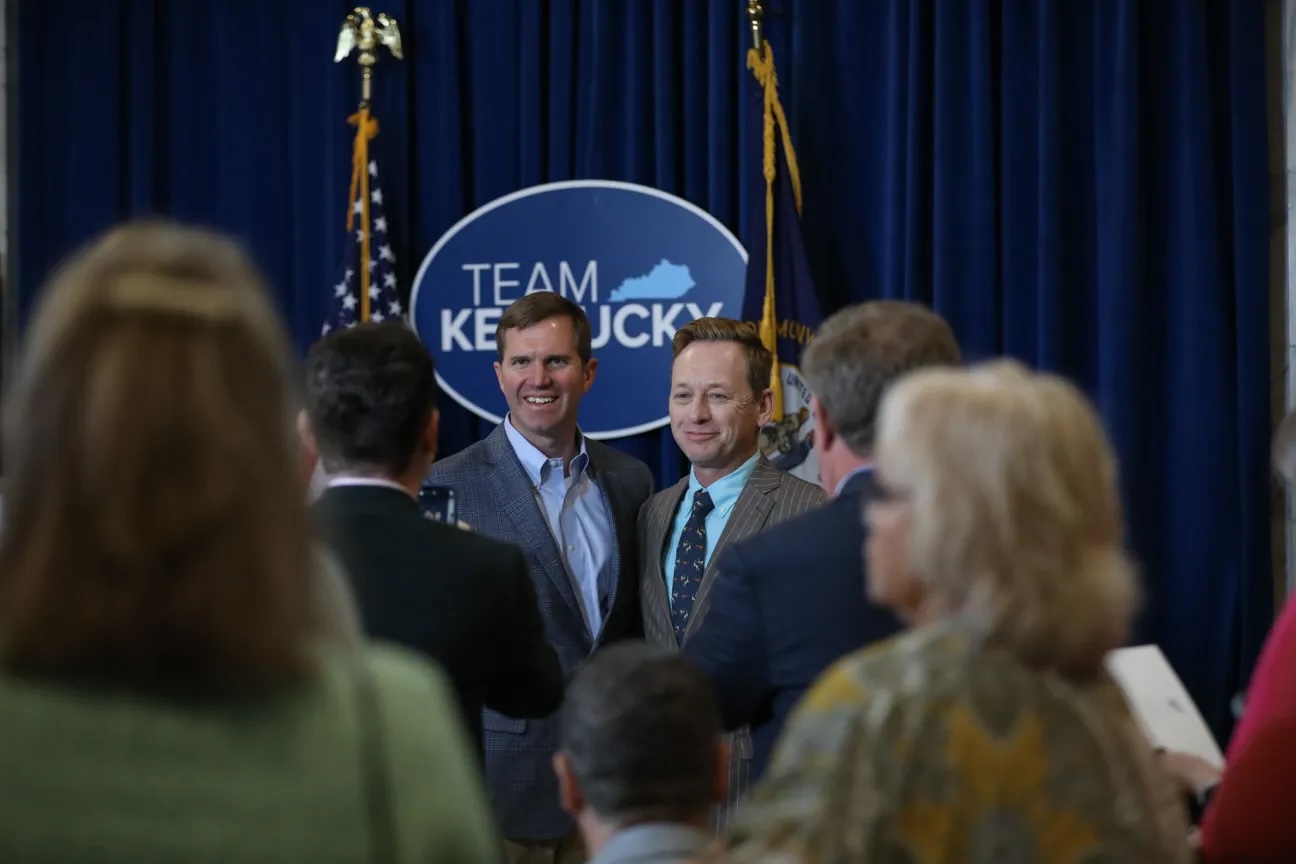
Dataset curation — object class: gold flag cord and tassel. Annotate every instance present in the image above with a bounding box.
[746,33,804,422]
[346,109,379,322]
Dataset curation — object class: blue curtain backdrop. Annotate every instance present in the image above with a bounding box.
[15,0,1272,737]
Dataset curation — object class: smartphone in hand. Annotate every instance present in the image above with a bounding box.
[418,485,457,524]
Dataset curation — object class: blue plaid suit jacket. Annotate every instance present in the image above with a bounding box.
[426,424,654,841]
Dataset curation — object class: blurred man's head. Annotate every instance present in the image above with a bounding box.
[494,292,597,460]
[553,643,727,854]
[669,317,774,486]
[302,322,439,489]
[802,301,961,494]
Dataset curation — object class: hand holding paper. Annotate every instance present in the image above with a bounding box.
[1104,644,1224,768]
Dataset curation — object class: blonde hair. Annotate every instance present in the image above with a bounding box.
[875,359,1138,676]
[0,221,314,698]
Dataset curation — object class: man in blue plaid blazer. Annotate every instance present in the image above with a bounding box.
[427,292,653,864]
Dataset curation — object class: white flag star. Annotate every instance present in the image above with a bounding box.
[383,273,397,288]
[355,229,364,242]
[388,300,403,316]
[321,323,331,335]
[334,282,347,297]
[353,199,363,215]
[371,311,386,323]
[345,268,354,280]
[374,216,387,233]
[369,160,378,176]
[342,294,358,311]
[371,188,383,205]
[368,258,377,273]
[369,285,381,301]
[379,245,395,262]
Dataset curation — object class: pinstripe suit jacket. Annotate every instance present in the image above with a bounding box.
[638,456,825,828]
[426,424,654,841]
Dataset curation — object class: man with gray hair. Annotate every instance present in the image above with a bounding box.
[684,300,961,781]
[552,642,726,864]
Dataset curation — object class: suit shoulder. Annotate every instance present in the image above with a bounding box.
[425,440,490,484]
[723,491,848,572]
[642,476,686,511]
[776,472,828,511]
[591,441,652,479]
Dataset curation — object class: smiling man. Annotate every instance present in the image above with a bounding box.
[427,292,654,864]
[637,317,824,830]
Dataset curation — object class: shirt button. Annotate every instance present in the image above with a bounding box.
[567,544,575,552]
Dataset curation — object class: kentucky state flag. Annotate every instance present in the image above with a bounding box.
[741,38,823,487]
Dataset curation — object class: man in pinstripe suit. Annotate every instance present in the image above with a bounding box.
[428,292,654,864]
[638,318,824,830]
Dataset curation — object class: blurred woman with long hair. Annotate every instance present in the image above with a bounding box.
[0,222,500,862]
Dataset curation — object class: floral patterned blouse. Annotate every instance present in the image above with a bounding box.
[713,619,1191,863]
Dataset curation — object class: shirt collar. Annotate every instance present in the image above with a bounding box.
[833,463,874,498]
[687,450,761,514]
[592,823,712,864]
[325,476,417,501]
[503,413,590,486]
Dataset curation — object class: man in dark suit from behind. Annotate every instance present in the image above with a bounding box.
[684,301,962,782]
[303,322,563,754]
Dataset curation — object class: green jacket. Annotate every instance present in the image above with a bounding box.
[0,642,503,863]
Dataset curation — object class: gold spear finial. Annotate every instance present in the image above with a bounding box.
[747,0,764,51]
[335,7,404,106]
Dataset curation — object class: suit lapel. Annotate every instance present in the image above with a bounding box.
[587,442,635,643]
[683,459,783,643]
[482,427,585,624]
[643,478,688,641]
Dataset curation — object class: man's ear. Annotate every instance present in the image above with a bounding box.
[296,410,320,479]
[713,737,732,805]
[296,409,316,451]
[756,388,775,428]
[553,752,584,817]
[424,407,440,463]
[810,394,835,451]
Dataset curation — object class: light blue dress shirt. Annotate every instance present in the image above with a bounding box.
[663,451,761,602]
[504,416,615,635]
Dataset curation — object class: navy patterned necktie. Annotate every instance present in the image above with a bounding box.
[670,488,715,644]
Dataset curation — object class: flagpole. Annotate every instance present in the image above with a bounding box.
[748,0,763,50]
[746,0,785,419]
[335,7,404,322]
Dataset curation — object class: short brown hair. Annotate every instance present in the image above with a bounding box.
[802,301,960,455]
[671,317,773,398]
[496,292,592,364]
[0,221,314,699]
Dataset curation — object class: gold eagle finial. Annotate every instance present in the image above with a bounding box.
[335,8,404,104]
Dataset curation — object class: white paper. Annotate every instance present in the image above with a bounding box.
[1104,644,1225,768]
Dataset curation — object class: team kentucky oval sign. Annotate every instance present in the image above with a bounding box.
[409,181,748,438]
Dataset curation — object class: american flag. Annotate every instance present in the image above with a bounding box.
[322,157,403,334]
